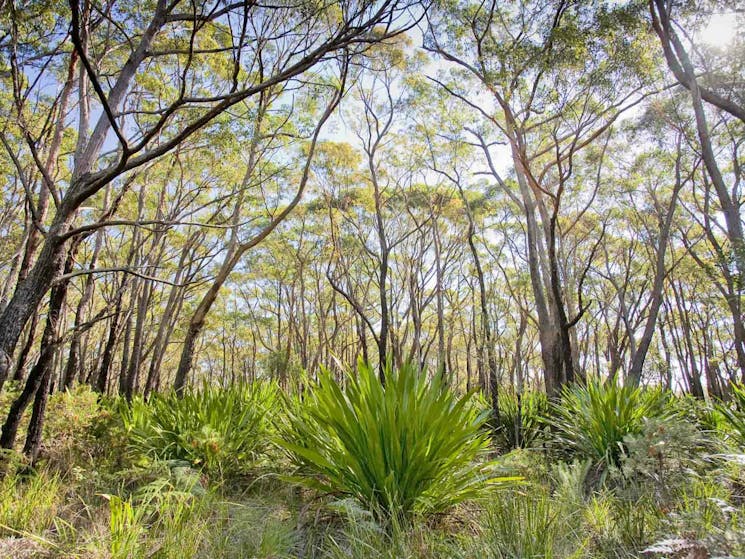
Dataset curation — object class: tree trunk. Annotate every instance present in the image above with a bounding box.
[627,140,683,385]
[0,214,73,391]
[456,181,499,420]
[95,290,124,395]
[23,361,53,463]
[1,251,74,451]
[11,315,39,383]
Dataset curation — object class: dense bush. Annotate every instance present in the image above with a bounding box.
[118,382,278,478]
[493,390,549,452]
[279,361,496,521]
[0,384,103,468]
[3,377,745,559]
[545,377,671,473]
[671,393,724,434]
[717,383,745,448]
[617,416,708,501]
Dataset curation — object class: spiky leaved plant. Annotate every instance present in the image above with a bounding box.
[279,361,498,521]
[717,382,745,449]
[545,377,670,472]
[493,390,549,452]
[119,381,278,478]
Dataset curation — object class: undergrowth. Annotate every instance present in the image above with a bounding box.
[0,375,744,558]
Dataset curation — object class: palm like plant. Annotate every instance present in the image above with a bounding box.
[119,382,278,477]
[546,377,669,470]
[493,390,549,451]
[717,383,745,448]
[280,361,496,521]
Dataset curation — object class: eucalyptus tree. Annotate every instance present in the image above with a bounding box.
[674,126,745,383]
[302,142,369,369]
[624,111,686,385]
[649,1,745,380]
[321,36,431,381]
[425,0,658,394]
[0,0,419,392]
[172,70,349,393]
[577,111,686,385]
[403,79,503,413]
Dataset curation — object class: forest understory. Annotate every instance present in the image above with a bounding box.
[1,370,745,559]
[2,0,745,557]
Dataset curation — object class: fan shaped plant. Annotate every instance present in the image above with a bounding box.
[493,390,549,451]
[546,377,671,472]
[717,382,745,449]
[279,361,498,521]
[119,381,278,478]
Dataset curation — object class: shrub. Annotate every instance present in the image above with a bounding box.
[43,385,103,468]
[493,390,548,452]
[671,393,724,435]
[617,416,708,503]
[119,381,278,478]
[279,361,496,521]
[493,448,550,484]
[717,383,745,449]
[545,377,670,473]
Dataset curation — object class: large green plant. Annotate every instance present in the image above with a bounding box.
[493,390,549,452]
[717,383,745,449]
[279,361,496,521]
[546,377,670,471]
[119,382,278,478]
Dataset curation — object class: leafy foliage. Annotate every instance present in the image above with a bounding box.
[279,361,495,520]
[716,383,745,448]
[617,416,708,501]
[493,390,549,452]
[118,382,278,478]
[545,377,671,471]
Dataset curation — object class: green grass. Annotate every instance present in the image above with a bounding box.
[0,468,62,538]
[476,487,568,559]
[1,374,745,558]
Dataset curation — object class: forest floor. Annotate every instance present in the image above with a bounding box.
[1,384,745,559]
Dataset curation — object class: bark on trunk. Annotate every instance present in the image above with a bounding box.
[0,251,73,451]
[627,140,683,385]
[0,216,72,391]
[95,291,124,395]
[23,361,53,463]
